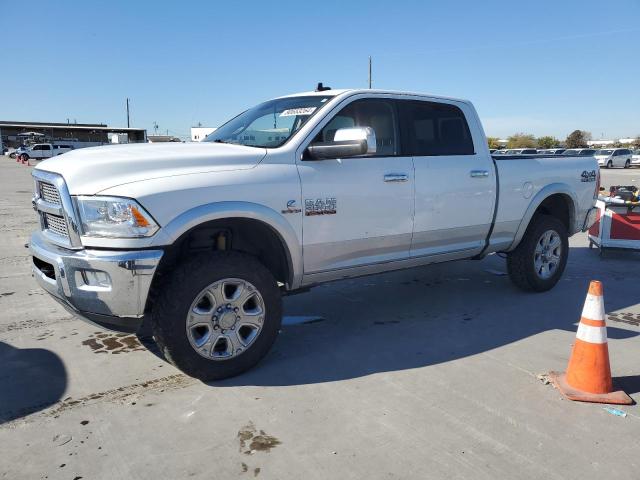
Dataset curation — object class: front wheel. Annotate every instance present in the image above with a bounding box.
[507,215,569,292]
[607,160,613,169]
[624,159,630,169]
[151,252,282,380]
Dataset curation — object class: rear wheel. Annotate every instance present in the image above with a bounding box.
[624,159,630,169]
[607,160,613,169]
[507,215,569,292]
[151,252,282,380]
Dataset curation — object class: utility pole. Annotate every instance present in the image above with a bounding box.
[368,56,372,89]
[126,98,130,128]
[153,122,159,135]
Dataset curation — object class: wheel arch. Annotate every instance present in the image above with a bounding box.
[508,184,577,251]
[158,201,302,290]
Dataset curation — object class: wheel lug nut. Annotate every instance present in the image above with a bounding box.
[233,307,239,312]
[213,325,219,330]
[226,304,231,308]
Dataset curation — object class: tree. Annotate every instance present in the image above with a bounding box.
[565,130,592,148]
[632,136,640,148]
[537,136,560,149]
[487,137,501,150]
[507,133,537,148]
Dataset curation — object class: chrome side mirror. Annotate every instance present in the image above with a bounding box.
[306,127,377,160]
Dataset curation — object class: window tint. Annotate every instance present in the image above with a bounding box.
[399,100,474,156]
[315,99,397,156]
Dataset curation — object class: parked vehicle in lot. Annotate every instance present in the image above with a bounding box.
[29,87,599,380]
[18,143,73,161]
[505,148,537,154]
[9,145,28,158]
[538,148,566,155]
[594,148,633,168]
[632,149,640,167]
[563,148,597,157]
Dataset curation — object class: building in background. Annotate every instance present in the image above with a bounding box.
[0,120,146,150]
[148,135,182,143]
[191,126,216,142]
[588,138,637,147]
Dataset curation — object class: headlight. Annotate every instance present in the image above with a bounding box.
[75,196,159,238]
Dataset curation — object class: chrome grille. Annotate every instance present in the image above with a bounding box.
[40,182,61,205]
[44,213,69,237]
[32,170,81,248]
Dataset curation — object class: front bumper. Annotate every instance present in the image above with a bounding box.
[29,231,163,332]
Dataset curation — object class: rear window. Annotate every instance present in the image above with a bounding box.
[399,100,474,156]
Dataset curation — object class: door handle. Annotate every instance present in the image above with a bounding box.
[470,170,489,178]
[384,174,408,183]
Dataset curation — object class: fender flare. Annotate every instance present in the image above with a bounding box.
[160,201,303,289]
[507,183,577,251]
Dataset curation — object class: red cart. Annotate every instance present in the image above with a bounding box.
[588,193,640,254]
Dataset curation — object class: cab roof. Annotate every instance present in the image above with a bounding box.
[277,88,470,105]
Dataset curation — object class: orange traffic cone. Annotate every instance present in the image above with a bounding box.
[549,281,633,405]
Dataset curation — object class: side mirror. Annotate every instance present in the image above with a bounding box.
[306,127,377,160]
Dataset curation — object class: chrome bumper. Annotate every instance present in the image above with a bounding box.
[29,231,163,332]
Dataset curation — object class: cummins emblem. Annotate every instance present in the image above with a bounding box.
[281,200,301,214]
[305,198,337,216]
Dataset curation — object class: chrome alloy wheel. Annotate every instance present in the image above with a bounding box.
[186,278,265,360]
[533,229,562,280]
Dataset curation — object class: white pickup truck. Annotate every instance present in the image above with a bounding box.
[19,143,73,161]
[29,87,599,379]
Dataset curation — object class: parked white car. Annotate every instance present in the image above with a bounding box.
[594,148,633,168]
[504,148,537,155]
[29,87,599,380]
[538,148,566,155]
[563,148,597,157]
[630,149,640,167]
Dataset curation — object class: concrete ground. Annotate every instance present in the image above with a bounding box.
[1,157,639,480]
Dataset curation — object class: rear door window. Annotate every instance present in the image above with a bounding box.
[399,100,474,156]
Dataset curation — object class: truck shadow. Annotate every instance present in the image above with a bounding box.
[212,246,639,388]
[0,342,67,423]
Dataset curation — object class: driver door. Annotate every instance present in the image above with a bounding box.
[297,97,415,274]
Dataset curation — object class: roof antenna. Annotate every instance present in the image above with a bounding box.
[315,82,331,92]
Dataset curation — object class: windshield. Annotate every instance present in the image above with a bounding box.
[597,149,614,155]
[205,95,333,148]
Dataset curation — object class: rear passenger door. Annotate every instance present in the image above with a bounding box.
[399,99,496,258]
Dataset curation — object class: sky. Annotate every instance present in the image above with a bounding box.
[1,0,639,140]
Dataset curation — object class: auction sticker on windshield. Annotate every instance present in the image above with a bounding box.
[280,107,317,117]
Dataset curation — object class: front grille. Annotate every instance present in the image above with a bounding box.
[44,213,69,237]
[40,182,61,205]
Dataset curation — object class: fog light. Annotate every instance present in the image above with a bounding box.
[77,269,112,289]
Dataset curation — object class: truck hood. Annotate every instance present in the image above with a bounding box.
[35,142,267,194]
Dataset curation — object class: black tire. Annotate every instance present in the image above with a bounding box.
[507,214,569,292]
[607,160,613,169]
[151,252,282,380]
[624,159,630,169]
